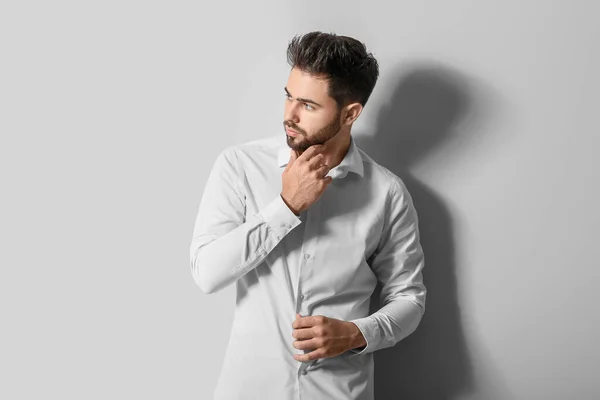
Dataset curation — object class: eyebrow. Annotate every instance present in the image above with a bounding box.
[284,87,323,108]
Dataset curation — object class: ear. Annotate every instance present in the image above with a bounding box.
[341,102,363,126]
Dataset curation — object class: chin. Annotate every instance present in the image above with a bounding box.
[286,136,309,152]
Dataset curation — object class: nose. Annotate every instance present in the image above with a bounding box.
[284,101,300,125]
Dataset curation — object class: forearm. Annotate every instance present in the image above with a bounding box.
[190,194,301,294]
[349,298,424,355]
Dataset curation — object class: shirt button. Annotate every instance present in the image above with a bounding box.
[300,293,304,300]
[301,369,307,375]
[304,253,311,260]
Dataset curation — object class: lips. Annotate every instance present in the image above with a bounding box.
[286,128,301,136]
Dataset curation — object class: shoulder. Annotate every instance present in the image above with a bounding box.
[231,135,282,157]
[357,147,412,201]
[216,134,282,167]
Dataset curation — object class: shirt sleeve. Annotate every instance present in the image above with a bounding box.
[348,179,427,356]
[189,147,302,294]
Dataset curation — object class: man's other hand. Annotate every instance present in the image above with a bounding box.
[291,313,366,362]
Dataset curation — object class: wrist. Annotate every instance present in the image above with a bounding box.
[348,322,367,350]
[280,193,300,216]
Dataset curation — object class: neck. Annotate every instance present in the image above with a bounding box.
[321,131,351,169]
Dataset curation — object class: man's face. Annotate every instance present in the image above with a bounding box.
[283,67,342,153]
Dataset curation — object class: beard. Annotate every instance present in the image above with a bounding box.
[283,111,342,153]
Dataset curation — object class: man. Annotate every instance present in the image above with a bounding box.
[190,31,426,400]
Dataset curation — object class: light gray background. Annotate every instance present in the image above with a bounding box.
[1,1,598,399]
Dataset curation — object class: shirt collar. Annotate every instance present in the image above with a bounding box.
[277,135,364,179]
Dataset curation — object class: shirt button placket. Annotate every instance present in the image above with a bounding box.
[297,206,318,317]
[298,254,310,306]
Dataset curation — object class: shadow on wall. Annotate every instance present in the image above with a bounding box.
[355,62,479,400]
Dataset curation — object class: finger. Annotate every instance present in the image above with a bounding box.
[293,338,319,350]
[306,153,326,169]
[315,164,330,178]
[292,313,301,325]
[298,145,325,162]
[292,327,315,340]
[292,315,319,329]
[293,349,325,362]
[284,149,298,172]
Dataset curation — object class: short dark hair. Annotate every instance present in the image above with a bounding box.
[286,31,379,108]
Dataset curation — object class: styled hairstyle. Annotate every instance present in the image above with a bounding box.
[286,31,379,108]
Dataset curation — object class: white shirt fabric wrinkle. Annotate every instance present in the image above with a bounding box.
[190,134,427,400]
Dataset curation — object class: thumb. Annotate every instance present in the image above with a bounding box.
[295,313,301,319]
[284,149,298,172]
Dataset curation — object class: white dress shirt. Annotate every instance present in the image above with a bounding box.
[190,134,426,400]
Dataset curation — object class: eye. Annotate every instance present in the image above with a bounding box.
[285,92,292,99]
[303,103,314,111]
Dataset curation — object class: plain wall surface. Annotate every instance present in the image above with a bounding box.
[1,1,598,399]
